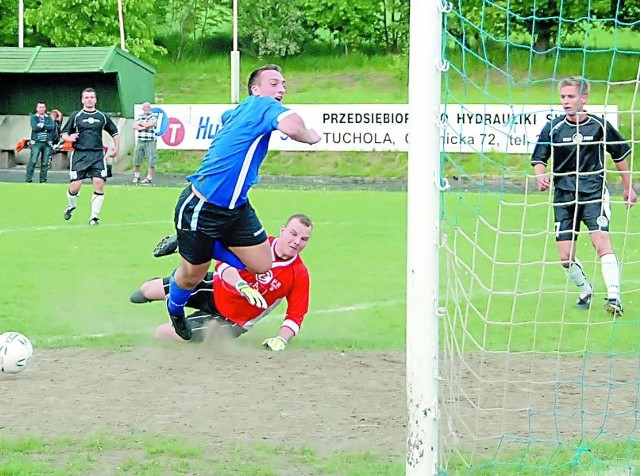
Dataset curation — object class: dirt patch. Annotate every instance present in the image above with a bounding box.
[4,348,637,465]
[1,348,407,458]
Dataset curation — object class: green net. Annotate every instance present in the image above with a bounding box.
[439,1,640,474]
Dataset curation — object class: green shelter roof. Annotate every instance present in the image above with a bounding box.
[0,45,155,74]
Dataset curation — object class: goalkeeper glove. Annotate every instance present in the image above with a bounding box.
[235,280,267,308]
[262,336,287,352]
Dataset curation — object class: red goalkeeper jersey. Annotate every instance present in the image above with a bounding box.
[213,237,310,335]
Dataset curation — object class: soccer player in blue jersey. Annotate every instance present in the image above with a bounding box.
[532,77,637,317]
[165,64,321,340]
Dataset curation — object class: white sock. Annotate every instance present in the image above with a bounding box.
[134,172,140,178]
[146,175,152,180]
[565,259,592,295]
[91,192,104,219]
[600,253,620,300]
[67,190,78,209]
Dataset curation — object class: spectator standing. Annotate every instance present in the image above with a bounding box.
[26,102,56,183]
[132,102,158,184]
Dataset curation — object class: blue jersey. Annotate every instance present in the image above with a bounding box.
[188,96,293,208]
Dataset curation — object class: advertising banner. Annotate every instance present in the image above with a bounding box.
[137,103,618,154]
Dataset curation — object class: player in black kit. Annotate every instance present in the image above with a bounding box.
[531,77,636,317]
[60,88,120,226]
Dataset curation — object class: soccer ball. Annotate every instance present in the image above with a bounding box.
[0,332,33,374]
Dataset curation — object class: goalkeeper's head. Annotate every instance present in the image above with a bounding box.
[275,214,313,260]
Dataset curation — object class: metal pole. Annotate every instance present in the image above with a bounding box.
[117,0,127,51]
[406,0,444,474]
[230,0,240,103]
[18,0,24,48]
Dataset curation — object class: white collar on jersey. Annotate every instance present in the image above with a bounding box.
[271,238,298,268]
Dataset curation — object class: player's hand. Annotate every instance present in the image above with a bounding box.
[235,280,267,308]
[624,187,637,209]
[536,174,550,191]
[262,336,287,352]
[69,133,79,142]
[308,129,321,145]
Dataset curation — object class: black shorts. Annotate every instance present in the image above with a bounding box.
[161,272,246,342]
[69,150,107,182]
[173,185,267,265]
[183,311,247,342]
[553,188,611,241]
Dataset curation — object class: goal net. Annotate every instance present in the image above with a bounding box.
[437,2,640,473]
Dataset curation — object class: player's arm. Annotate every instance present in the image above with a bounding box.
[263,267,310,352]
[60,113,78,142]
[531,123,552,191]
[533,163,550,191]
[107,134,120,158]
[606,124,636,208]
[104,116,120,157]
[219,265,267,308]
[278,113,321,145]
[613,158,637,208]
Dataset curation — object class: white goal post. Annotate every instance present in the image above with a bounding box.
[406,0,445,474]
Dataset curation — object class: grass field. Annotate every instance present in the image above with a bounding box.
[0,183,407,351]
[2,181,639,473]
[444,189,640,352]
[0,182,409,475]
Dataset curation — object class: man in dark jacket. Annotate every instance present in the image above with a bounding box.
[26,102,56,183]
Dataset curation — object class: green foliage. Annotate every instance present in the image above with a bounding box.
[24,0,166,62]
[238,0,311,58]
[161,0,231,60]
[299,0,384,54]
[446,0,640,54]
[0,0,19,45]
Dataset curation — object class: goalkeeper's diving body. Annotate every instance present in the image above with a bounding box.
[131,214,313,351]
[531,76,637,317]
[164,64,321,341]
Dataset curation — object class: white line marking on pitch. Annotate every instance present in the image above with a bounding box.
[40,300,405,342]
[315,300,403,314]
[0,220,170,235]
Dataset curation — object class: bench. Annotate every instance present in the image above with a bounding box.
[49,151,70,170]
[0,149,16,168]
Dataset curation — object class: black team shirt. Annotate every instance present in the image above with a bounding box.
[531,113,631,194]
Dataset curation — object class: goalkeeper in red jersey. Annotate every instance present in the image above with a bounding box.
[130,214,313,350]
[531,77,637,316]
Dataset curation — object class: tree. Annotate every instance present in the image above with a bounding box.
[25,0,166,63]
[238,0,311,58]
[447,0,627,53]
[382,0,410,54]
[610,0,640,30]
[163,0,231,60]
[0,0,19,46]
[299,0,384,54]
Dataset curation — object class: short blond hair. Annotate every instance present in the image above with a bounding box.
[558,77,590,95]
